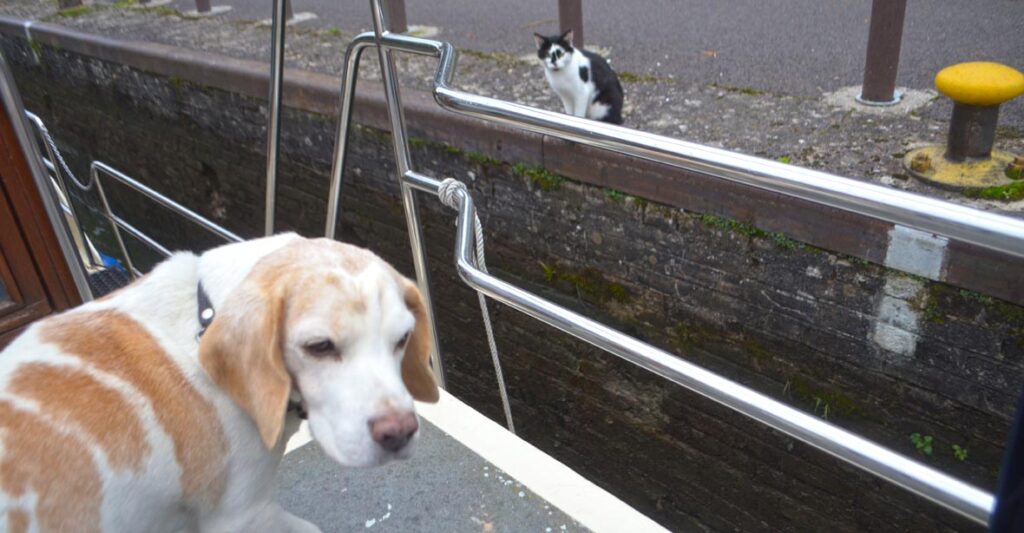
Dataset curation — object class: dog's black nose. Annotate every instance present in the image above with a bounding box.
[369,411,419,452]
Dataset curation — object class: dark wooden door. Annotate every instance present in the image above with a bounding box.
[0,103,81,347]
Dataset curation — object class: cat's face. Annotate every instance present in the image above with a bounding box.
[534,30,574,71]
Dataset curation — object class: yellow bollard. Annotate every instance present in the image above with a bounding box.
[905,62,1024,191]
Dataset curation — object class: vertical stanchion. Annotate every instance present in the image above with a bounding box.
[325,41,372,239]
[858,0,907,105]
[558,0,583,48]
[383,0,408,33]
[0,52,93,301]
[264,0,287,235]
[368,0,447,388]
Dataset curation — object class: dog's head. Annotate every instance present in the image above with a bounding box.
[199,238,438,467]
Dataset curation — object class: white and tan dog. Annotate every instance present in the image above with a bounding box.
[0,234,438,532]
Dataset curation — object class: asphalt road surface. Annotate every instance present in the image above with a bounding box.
[170,0,1024,99]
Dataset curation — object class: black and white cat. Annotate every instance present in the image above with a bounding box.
[534,30,624,125]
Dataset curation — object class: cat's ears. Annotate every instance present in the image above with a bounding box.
[533,30,574,49]
[560,29,574,46]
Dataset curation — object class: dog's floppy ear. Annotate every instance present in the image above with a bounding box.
[400,278,440,403]
[199,274,291,449]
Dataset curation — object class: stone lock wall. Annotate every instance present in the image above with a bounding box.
[5,31,1024,532]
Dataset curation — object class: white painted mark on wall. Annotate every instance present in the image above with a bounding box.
[884,225,948,280]
[870,274,925,359]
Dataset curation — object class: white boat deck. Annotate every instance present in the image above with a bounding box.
[280,390,667,532]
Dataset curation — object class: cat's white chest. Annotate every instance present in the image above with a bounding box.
[544,57,587,93]
[543,54,595,118]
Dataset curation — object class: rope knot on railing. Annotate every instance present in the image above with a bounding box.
[437,177,465,210]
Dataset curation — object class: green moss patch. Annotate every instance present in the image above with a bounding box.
[667,321,865,421]
[50,1,180,20]
[996,125,1022,140]
[142,6,180,16]
[604,188,625,201]
[466,151,502,167]
[921,297,946,324]
[461,50,525,68]
[168,75,185,90]
[55,4,95,17]
[927,283,1024,345]
[1006,165,1023,181]
[540,262,629,303]
[513,163,565,191]
[964,181,1024,201]
[695,213,805,250]
[710,82,767,96]
[618,71,668,83]
[407,136,503,168]
[785,376,862,420]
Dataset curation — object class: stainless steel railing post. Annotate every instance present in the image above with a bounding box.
[27,113,100,271]
[0,52,93,300]
[367,0,447,387]
[91,167,138,278]
[264,0,287,236]
[324,40,373,238]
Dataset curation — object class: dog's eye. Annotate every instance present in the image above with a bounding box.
[395,332,411,352]
[304,339,336,356]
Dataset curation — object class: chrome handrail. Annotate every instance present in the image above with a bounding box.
[328,32,1024,262]
[321,1,1004,524]
[87,162,243,269]
[90,162,244,244]
[444,172,995,521]
[31,145,242,276]
[414,167,995,524]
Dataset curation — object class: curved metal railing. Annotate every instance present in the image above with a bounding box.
[321,0,1010,524]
